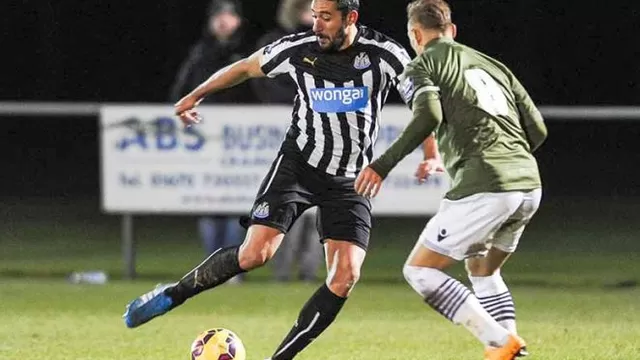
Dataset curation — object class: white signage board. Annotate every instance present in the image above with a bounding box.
[100,105,449,215]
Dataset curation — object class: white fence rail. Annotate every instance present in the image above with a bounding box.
[2,102,640,119]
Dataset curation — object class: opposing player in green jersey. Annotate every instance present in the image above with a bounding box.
[355,1,547,359]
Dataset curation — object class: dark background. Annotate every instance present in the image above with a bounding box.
[1,0,638,200]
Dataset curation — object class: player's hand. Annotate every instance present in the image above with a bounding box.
[174,94,203,128]
[355,166,383,199]
[415,159,445,184]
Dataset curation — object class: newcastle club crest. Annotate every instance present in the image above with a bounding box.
[353,52,371,70]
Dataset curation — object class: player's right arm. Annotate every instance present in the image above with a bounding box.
[368,60,443,179]
[175,33,309,126]
[510,74,548,152]
[174,50,267,125]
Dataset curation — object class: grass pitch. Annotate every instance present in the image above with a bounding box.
[1,196,639,359]
[1,281,639,360]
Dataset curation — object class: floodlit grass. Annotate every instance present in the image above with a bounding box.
[1,196,639,359]
[1,281,639,360]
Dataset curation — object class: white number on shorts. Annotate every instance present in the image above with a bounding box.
[464,68,509,116]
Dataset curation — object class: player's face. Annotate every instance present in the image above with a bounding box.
[311,0,351,51]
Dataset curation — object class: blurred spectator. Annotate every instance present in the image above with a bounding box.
[170,0,255,104]
[170,0,253,284]
[249,0,323,282]
[251,0,313,104]
[272,208,323,282]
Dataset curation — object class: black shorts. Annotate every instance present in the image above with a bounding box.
[240,149,372,250]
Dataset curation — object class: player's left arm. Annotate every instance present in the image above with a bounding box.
[355,90,442,198]
[369,90,442,178]
[509,72,548,152]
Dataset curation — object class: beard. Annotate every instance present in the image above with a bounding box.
[316,25,347,52]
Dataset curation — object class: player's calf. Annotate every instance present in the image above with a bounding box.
[167,246,247,304]
[123,225,283,328]
[468,270,517,334]
[466,249,518,334]
[269,241,364,360]
[124,245,247,330]
[403,264,513,349]
[169,225,283,303]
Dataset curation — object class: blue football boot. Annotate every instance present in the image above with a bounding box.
[123,283,177,328]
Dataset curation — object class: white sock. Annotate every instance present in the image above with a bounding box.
[403,265,510,347]
[469,270,517,333]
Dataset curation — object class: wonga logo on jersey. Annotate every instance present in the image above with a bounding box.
[309,87,369,113]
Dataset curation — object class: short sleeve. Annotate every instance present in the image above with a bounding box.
[259,33,315,78]
[378,43,412,97]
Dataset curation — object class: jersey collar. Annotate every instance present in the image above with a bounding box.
[425,36,453,50]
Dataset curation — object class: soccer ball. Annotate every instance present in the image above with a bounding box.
[190,328,246,360]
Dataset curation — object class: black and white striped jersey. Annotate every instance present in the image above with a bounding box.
[259,25,412,178]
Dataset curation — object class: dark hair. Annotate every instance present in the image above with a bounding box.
[207,0,242,17]
[328,0,360,17]
[406,0,452,31]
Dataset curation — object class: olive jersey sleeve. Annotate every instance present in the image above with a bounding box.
[398,58,441,108]
[509,73,548,151]
[369,59,443,178]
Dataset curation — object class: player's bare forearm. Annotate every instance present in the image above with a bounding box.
[188,50,266,101]
[422,134,441,161]
[369,93,442,178]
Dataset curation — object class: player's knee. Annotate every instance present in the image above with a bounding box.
[402,264,413,283]
[238,226,283,270]
[403,264,442,297]
[403,264,422,289]
[238,246,272,270]
[238,240,278,270]
[327,265,360,297]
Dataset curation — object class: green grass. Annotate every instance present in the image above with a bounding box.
[1,195,639,286]
[0,281,639,360]
[0,196,639,359]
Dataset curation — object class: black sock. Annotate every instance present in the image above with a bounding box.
[271,284,347,360]
[166,246,246,305]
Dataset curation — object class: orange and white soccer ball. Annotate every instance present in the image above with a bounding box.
[190,328,246,360]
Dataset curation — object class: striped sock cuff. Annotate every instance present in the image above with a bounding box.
[424,278,472,321]
[477,291,515,322]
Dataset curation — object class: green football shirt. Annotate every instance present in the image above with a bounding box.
[372,37,547,200]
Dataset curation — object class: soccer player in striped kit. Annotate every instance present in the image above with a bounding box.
[123,1,425,359]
